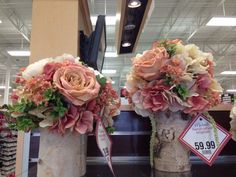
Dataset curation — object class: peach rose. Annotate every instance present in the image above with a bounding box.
[53,65,100,106]
[132,47,168,81]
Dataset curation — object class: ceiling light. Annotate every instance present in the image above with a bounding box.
[91,16,116,25]
[206,17,236,26]
[105,52,118,58]
[111,81,115,84]
[226,89,236,93]
[0,86,12,89]
[124,24,135,30]
[122,42,132,47]
[102,70,117,74]
[7,50,30,56]
[0,20,2,24]
[128,0,141,8]
[220,71,236,75]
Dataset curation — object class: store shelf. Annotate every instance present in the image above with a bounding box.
[120,104,233,111]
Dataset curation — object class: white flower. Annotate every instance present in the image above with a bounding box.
[187,57,208,74]
[210,79,223,93]
[185,44,201,59]
[22,54,80,80]
[175,44,186,55]
[22,58,52,80]
[132,91,151,117]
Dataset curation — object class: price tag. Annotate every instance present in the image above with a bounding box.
[95,119,115,176]
[179,114,232,166]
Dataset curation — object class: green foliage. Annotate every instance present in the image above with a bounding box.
[173,84,188,100]
[96,75,107,87]
[16,116,37,131]
[157,40,177,58]
[164,76,173,86]
[44,89,55,100]
[166,44,177,58]
[8,99,36,113]
[106,126,115,134]
[7,115,38,132]
[44,89,68,119]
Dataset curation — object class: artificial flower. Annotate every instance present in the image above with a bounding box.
[184,96,209,115]
[2,54,120,134]
[132,47,168,81]
[53,65,100,106]
[125,39,222,117]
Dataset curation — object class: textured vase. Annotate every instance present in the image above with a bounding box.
[37,129,87,177]
[154,111,191,172]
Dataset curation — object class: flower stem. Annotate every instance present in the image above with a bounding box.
[149,114,156,167]
[204,112,219,146]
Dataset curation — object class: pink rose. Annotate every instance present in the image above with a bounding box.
[184,96,209,115]
[196,74,212,94]
[53,65,100,106]
[141,80,169,111]
[132,47,168,81]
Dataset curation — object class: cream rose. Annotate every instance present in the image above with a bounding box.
[53,65,100,106]
[185,44,201,59]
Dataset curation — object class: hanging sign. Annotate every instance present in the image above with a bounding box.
[95,119,115,176]
[179,114,232,166]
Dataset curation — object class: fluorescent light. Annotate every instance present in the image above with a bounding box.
[91,16,116,25]
[206,17,236,26]
[226,89,236,93]
[220,71,236,75]
[102,70,117,74]
[105,52,118,58]
[0,86,12,89]
[7,50,30,56]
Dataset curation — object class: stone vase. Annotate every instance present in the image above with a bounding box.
[37,129,87,177]
[154,111,191,172]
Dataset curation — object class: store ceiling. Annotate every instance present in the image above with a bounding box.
[0,0,236,92]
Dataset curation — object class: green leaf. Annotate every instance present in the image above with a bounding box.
[44,89,54,100]
[106,126,115,134]
[173,85,188,100]
[156,40,177,58]
[9,99,36,113]
[96,75,107,87]
[16,115,38,132]
[164,76,173,86]
[166,44,177,58]
[51,106,67,118]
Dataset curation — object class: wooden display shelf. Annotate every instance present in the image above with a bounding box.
[121,104,233,112]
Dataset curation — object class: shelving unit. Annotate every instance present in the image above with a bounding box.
[0,114,17,177]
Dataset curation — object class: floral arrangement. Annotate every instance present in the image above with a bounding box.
[1,54,120,134]
[125,39,223,117]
